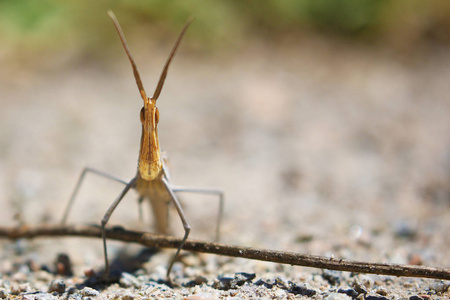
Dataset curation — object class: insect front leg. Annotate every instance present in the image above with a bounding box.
[161,178,191,282]
[101,176,137,277]
[171,186,224,242]
[61,167,127,224]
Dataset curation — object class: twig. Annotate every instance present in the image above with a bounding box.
[0,225,448,280]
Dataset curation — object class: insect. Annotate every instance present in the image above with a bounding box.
[61,11,224,281]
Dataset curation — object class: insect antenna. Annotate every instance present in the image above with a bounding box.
[152,18,193,101]
[108,11,148,102]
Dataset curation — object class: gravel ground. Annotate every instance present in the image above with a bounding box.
[0,33,449,299]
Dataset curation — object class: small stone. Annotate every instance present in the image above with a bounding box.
[10,282,31,295]
[352,280,368,295]
[119,272,140,288]
[288,282,316,297]
[11,272,27,282]
[428,281,449,293]
[295,233,314,243]
[274,289,286,298]
[365,294,389,300]
[409,296,424,300]
[322,270,341,285]
[184,276,208,287]
[68,294,82,300]
[80,287,99,297]
[84,269,96,278]
[32,294,58,300]
[394,220,417,240]
[212,277,233,290]
[374,287,388,296]
[212,273,256,290]
[274,277,289,289]
[408,253,423,265]
[232,273,255,287]
[324,292,351,300]
[254,279,273,289]
[48,280,66,294]
[338,287,358,298]
[0,288,9,299]
[360,276,374,289]
[55,253,73,276]
[119,291,135,300]
[184,293,218,300]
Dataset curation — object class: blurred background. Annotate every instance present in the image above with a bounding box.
[0,0,449,274]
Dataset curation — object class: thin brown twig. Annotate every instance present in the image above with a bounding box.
[0,225,448,281]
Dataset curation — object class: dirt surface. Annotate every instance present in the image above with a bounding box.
[0,34,449,299]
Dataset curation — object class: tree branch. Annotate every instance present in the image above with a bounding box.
[0,225,448,280]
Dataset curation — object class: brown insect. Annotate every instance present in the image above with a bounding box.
[61,11,224,281]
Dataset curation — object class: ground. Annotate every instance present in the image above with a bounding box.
[0,34,449,299]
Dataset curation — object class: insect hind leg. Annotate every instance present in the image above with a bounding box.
[61,167,127,224]
[171,186,224,242]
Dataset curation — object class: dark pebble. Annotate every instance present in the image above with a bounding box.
[213,272,256,290]
[232,272,256,286]
[322,270,342,285]
[55,253,73,276]
[409,296,424,300]
[352,280,368,295]
[48,280,65,294]
[254,279,273,289]
[212,277,233,290]
[0,289,9,299]
[275,277,289,289]
[184,276,208,287]
[288,282,316,297]
[394,221,417,240]
[338,287,359,298]
[365,295,389,300]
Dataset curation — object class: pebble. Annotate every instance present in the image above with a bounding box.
[47,280,65,294]
[427,281,449,293]
[374,287,388,296]
[274,288,286,298]
[80,287,100,297]
[119,272,141,288]
[26,293,58,300]
[184,292,219,300]
[274,276,289,288]
[184,276,208,287]
[212,273,255,290]
[288,282,316,297]
[0,288,8,299]
[232,273,256,287]
[35,271,53,283]
[324,292,351,300]
[10,282,31,294]
[11,272,28,282]
[337,287,359,298]
[352,280,368,295]
[322,270,342,285]
[365,294,389,300]
[394,221,417,240]
[116,291,136,300]
[212,277,233,290]
[55,253,73,276]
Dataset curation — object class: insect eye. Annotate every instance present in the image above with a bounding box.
[140,107,145,123]
[155,107,160,124]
